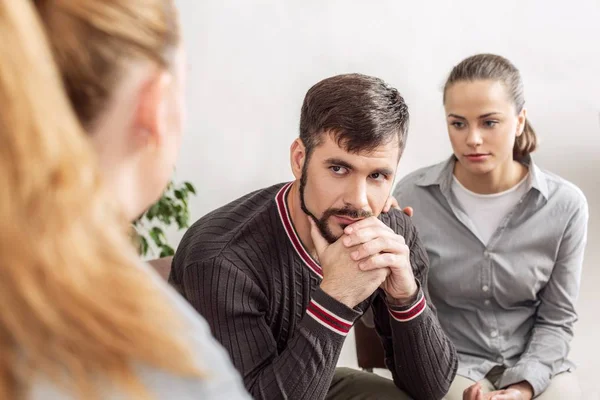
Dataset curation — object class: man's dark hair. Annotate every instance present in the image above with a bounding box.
[299,73,409,158]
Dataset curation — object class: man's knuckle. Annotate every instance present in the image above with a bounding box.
[381,237,394,248]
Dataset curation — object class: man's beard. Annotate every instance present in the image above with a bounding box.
[299,162,372,244]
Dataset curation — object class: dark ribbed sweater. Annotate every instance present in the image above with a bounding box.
[170,182,457,400]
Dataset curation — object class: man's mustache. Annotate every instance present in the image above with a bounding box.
[322,207,372,220]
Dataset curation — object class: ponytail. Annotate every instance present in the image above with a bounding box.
[513,118,537,161]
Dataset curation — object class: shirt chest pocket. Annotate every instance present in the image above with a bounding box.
[493,250,555,306]
[427,248,491,303]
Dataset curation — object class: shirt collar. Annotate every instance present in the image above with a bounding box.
[415,154,549,200]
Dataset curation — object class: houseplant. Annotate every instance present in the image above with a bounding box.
[133,179,196,258]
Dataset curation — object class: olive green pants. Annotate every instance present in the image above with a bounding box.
[326,367,412,400]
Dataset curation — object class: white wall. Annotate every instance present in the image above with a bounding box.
[174,0,600,396]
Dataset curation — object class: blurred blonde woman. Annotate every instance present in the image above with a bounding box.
[0,0,249,399]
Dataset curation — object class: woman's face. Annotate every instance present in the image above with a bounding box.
[444,79,525,177]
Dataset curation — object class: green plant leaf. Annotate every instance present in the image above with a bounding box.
[149,226,166,243]
[184,182,196,194]
[174,189,185,200]
[133,178,197,259]
[139,235,149,257]
[175,215,186,229]
[159,244,175,257]
[146,203,160,221]
[157,202,173,224]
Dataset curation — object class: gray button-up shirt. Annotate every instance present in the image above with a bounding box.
[393,156,588,396]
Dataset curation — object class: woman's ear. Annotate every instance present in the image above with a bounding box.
[516,108,527,137]
[134,69,172,147]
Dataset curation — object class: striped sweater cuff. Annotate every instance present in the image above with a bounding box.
[386,289,427,323]
[304,288,362,337]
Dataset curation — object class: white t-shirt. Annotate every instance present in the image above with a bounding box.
[451,174,529,245]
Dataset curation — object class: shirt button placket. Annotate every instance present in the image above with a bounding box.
[482,249,500,354]
[482,250,491,294]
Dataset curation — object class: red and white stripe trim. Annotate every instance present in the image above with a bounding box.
[275,183,353,335]
[305,299,352,336]
[275,182,323,279]
[388,295,426,322]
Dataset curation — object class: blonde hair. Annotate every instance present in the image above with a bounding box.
[443,53,537,161]
[35,0,180,130]
[0,1,198,399]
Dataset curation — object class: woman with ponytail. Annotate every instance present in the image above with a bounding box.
[394,54,588,399]
[0,1,248,398]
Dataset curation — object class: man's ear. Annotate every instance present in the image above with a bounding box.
[290,138,307,179]
[134,69,172,147]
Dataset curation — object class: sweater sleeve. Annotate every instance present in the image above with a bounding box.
[173,256,362,400]
[372,213,458,400]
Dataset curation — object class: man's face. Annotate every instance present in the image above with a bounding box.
[300,134,400,243]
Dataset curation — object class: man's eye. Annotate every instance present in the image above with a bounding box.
[370,173,385,181]
[330,166,347,175]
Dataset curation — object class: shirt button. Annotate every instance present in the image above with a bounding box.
[496,356,503,363]
[491,330,498,338]
[482,285,489,292]
[483,250,490,257]
[484,300,491,306]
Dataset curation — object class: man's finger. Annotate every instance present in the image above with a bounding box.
[402,206,414,217]
[344,224,403,247]
[344,216,393,236]
[358,253,399,271]
[344,226,402,248]
[344,216,381,234]
[308,218,328,257]
[350,235,407,261]
[343,227,379,247]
